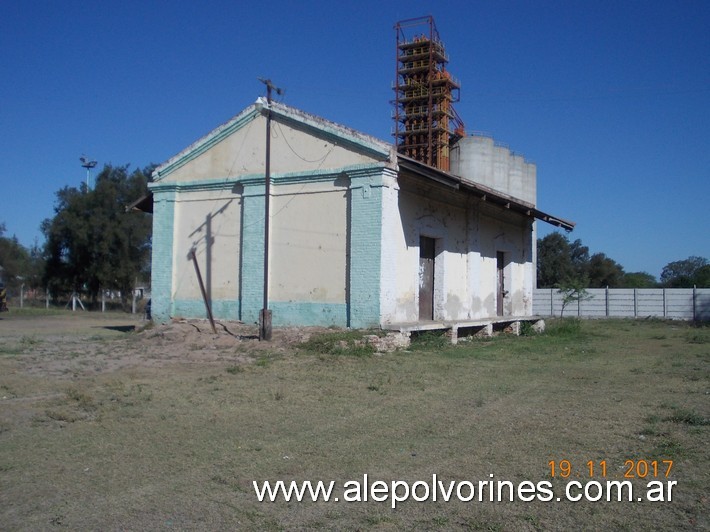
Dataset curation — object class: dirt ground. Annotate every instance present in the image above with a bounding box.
[0,310,322,379]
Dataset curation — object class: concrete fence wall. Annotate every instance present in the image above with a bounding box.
[533,288,710,321]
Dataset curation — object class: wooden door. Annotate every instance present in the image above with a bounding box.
[497,251,506,316]
[419,237,435,321]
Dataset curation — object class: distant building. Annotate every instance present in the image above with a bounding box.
[145,100,572,328]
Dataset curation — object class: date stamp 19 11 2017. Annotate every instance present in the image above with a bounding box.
[548,459,674,479]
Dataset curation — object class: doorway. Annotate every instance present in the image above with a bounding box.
[497,251,506,316]
[419,236,436,321]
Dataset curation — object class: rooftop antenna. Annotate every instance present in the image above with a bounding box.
[80,155,97,190]
[258,78,284,102]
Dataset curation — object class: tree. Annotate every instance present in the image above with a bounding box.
[569,238,590,280]
[538,233,636,289]
[0,224,44,291]
[538,233,573,288]
[587,252,625,288]
[660,256,709,288]
[558,277,592,317]
[694,265,710,287]
[537,233,589,288]
[622,271,658,288]
[42,164,152,305]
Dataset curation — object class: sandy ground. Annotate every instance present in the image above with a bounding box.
[0,310,318,379]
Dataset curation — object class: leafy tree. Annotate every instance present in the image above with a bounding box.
[537,233,589,288]
[538,233,573,288]
[557,277,592,317]
[0,224,44,291]
[660,256,709,288]
[569,238,590,280]
[694,265,710,287]
[42,164,152,305]
[587,252,625,288]
[622,271,658,288]
[539,237,709,290]
[537,233,634,289]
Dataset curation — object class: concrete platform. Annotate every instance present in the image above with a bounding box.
[382,316,545,344]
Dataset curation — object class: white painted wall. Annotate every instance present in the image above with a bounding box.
[172,191,242,302]
[379,172,401,322]
[380,182,534,324]
[270,182,348,303]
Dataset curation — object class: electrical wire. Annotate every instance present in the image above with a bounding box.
[274,121,334,164]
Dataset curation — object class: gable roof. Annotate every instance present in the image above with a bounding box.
[152,99,394,182]
[148,98,574,230]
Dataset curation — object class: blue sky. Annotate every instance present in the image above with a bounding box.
[1,0,708,278]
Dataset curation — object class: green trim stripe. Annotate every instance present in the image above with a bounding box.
[148,163,388,192]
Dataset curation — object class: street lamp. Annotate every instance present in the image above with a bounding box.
[80,155,97,189]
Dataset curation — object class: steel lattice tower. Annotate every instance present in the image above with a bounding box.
[393,16,465,171]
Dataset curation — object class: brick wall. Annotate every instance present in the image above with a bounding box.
[149,189,176,323]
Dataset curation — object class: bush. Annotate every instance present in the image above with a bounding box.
[546,318,583,337]
[299,330,376,357]
[519,321,536,337]
[408,330,449,351]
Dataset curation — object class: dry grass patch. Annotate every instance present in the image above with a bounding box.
[0,315,707,530]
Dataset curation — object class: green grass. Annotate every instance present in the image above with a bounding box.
[664,407,709,426]
[686,331,710,344]
[544,316,585,337]
[409,329,451,351]
[0,318,707,530]
[299,329,380,357]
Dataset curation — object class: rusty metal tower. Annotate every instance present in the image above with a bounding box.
[393,16,465,172]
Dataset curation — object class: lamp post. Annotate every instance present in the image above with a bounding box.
[80,155,97,189]
[257,78,283,341]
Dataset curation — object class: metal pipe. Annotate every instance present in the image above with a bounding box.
[262,93,272,340]
[258,79,281,341]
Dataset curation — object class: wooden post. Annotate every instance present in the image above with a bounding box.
[259,308,272,339]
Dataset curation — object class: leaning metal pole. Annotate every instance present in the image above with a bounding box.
[190,249,217,334]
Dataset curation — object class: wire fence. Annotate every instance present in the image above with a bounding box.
[2,287,150,315]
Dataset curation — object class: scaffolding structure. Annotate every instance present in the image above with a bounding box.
[393,16,465,172]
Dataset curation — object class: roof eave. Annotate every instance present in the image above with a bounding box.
[260,99,392,161]
[125,192,153,214]
[397,154,575,231]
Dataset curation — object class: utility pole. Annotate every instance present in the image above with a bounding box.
[257,78,283,341]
